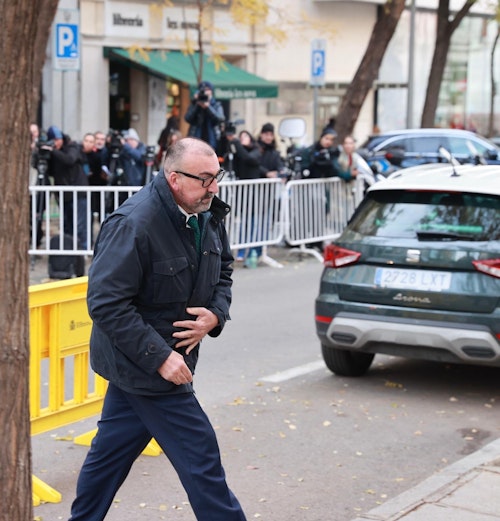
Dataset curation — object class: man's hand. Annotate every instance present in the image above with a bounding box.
[157,351,193,385]
[172,307,219,355]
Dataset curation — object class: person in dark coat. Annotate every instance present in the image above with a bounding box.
[226,130,265,261]
[118,128,147,186]
[228,130,261,180]
[300,128,357,252]
[301,128,356,180]
[44,125,89,248]
[184,80,225,150]
[68,137,246,521]
[257,122,283,178]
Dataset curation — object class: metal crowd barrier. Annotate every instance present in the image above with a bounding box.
[29,176,365,263]
[283,177,364,260]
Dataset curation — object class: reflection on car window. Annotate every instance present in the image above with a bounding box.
[448,137,489,156]
[348,190,500,240]
[409,137,445,154]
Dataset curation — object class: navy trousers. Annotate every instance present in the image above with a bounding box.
[69,384,246,521]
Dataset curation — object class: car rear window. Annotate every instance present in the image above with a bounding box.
[347,190,500,241]
[360,135,390,151]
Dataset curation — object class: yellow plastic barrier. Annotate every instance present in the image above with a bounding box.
[29,277,107,436]
[30,276,107,504]
[29,276,163,505]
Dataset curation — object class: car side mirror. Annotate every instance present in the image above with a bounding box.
[484,149,498,160]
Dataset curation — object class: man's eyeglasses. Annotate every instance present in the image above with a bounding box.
[173,169,226,188]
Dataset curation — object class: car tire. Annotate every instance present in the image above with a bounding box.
[321,345,374,377]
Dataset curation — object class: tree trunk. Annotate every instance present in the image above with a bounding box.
[0,1,58,519]
[420,0,476,128]
[488,25,499,137]
[335,0,406,141]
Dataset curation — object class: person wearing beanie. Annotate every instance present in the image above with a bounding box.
[42,125,90,251]
[257,122,283,179]
[184,80,225,150]
[260,122,274,134]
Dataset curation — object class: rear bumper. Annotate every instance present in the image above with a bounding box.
[318,312,500,365]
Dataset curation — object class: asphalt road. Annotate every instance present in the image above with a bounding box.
[31,253,500,521]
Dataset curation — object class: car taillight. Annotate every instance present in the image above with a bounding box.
[472,258,500,279]
[324,244,361,268]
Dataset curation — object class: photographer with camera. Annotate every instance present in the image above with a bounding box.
[42,125,89,250]
[184,80,225,150]
[301,128,355,181]
[300,128,357,252]
[257,122,283,179]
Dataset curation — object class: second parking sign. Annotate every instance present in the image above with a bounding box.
[310,39,326,87]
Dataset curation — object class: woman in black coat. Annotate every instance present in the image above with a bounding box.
[227,130,264,261]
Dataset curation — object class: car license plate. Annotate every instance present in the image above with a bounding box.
[374,268,452,291]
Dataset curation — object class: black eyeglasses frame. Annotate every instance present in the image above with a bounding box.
[173,169,226,187]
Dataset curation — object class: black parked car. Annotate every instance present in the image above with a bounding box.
[358,128,500,176]
[315,164,500,377]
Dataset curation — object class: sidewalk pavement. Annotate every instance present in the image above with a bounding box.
[350,437,500,521]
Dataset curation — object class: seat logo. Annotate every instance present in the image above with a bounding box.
[406,249,421,263]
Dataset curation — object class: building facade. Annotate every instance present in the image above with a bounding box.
[41,0,499,151]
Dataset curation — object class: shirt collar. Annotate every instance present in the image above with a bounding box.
[178,205,198,225]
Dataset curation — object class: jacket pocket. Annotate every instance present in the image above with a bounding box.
[153,256,191,303]
[207,241,222,286]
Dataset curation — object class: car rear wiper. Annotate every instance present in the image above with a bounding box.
[416,230,476,241]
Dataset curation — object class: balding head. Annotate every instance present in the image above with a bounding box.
[163,137,215,175]
[163,137,221,215]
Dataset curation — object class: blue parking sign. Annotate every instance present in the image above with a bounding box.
[56,24,78,58]
[310,39,326,87]
[53,9,80,71]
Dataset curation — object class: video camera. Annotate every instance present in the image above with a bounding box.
[197,88,210,102]
[143,145,156,185]
[223,119,245,137]
[108,129,123,156]
[35,131,54,175]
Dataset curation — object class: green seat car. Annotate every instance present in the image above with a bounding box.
[315,164,500,376]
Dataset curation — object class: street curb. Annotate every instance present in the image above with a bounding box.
[349,437,500,521]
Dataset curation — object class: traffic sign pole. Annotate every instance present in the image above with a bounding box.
[310,39,327,141]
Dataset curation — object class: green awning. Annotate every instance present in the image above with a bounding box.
[105,47,278,100]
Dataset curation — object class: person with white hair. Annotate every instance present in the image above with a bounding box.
[118,128,147,185]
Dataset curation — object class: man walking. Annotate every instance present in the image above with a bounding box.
[68,137,246,521]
